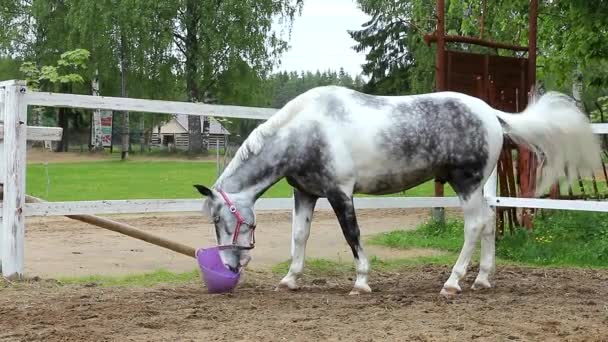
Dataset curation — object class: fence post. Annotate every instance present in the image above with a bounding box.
[1,80,27,280]
[0,85,5,271]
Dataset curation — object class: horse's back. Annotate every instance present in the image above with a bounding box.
[288,86,503,197]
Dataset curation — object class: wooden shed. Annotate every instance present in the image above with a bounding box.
[151,115,230,150]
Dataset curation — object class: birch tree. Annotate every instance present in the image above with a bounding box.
[172,0,303,154]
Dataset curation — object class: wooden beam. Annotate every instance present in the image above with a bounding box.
[25,91,278,120]
[0,125,63,142]
[528,0,538,90]
[0,196,463,218]
[424,33,529,52]
[0,187,197,258]
[433,0,447,223]
[489,196,608,213]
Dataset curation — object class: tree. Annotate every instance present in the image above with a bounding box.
[0,0,31,56]
[19,49,90,150]
[171,0,304,154]
[349,0,608,103]
[348,1,435,95]
[67,0,177,158]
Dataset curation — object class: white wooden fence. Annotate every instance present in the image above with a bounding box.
[2,79,608,279]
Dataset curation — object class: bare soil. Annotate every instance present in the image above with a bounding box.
[23,208,452,278]
[1,265,607,342]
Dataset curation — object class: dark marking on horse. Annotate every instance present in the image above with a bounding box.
[321,93,350,122]
[496,116,508,127]
[379,97,489,201]
[326,189,360,259]
[222,121,335,199]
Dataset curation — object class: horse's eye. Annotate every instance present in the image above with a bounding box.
[213,216,220,223]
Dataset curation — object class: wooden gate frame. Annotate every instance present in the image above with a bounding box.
[424,0,540,231]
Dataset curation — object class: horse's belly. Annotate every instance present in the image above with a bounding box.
[353,165,435,195]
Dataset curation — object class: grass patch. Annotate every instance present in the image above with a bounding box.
[368,219,465,253]
[368,210,608,268]
[26,160,294,201]
[26,160,454,201]
[497,210,608,267]
[58,269,201,287]
[271,255,458,276]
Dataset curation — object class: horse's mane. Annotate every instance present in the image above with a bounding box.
[217,89,313,182]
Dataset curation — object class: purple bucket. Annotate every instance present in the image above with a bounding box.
[196,247,241,293]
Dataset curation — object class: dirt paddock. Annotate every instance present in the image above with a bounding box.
[1,208,607,341]
[1,265,607,341]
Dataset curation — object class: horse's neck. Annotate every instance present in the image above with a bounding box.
[215,147,287,203]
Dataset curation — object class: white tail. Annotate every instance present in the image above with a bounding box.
[496,91,602,196]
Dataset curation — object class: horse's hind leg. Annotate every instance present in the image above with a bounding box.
[472,202,496,290]
[326,189,371,295]
[441,187,492,297]
[277,189,317,290]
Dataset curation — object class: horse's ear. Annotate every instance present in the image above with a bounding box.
[193,184,214,198]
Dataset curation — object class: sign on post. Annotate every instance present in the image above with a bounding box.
[100,110,113,147]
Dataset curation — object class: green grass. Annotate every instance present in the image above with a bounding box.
[271,255,459,276]
[26,160,454,201]
[57,269,201,287]
[368,219,466,253]
[368,210,608,268]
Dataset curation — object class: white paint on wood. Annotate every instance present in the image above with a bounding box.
[0,125,63,142]
[591,124,608,134]
[6,195,608,218]
[25,91,278,120]
[488,196,608,212]
[1,81,27,279]
[1,196,463,218]
[0,86,5,269]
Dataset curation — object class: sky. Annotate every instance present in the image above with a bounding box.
[272,0,372,78]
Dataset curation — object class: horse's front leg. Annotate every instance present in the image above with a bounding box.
[326,189,371,295]
[277,189,317,290]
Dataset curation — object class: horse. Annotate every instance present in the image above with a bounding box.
[193,85,600,297]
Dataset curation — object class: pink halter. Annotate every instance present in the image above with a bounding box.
[216,189,256,250]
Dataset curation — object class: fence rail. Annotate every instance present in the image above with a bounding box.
[25,91,278,120]
[0,197,465,218]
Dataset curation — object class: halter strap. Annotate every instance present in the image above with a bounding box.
[216,189,256,250]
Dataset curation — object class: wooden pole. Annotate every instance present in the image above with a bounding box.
[1,81,27,280]
[480,0,487,39]
[432,0,447,223]
[0,185,197,259]
[520,0,538,228]
[423,34,529,52]
[528,0,538,92]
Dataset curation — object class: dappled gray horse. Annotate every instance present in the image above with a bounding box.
[194,85,600,297]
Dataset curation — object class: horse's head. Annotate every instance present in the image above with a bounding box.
[194,184,256,273]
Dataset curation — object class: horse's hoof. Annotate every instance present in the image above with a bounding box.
[349,284,372,296]
[439,286,460,298]
[471,279,492,290]
[276,278,299,291]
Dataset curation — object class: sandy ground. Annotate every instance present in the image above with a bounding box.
[23,208,452,278]
[1,265,607,342]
